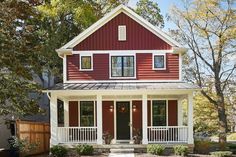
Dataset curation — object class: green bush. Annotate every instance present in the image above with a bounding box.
[147,144,165,155]
[210,151,232,157]
[173,145,188,156]
[227,133,236,140]
[50,145,67,157]
[76,144,94,155]
[194,140,211,154]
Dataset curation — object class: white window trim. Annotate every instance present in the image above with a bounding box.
[78,100,96,127]
[109,53,136,79]
[118,25,126,41]
[79,54,93,71]
[152,53,166,70]
[150,99,169,127]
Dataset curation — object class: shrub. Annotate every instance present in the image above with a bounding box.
[147,144,165,155]
[227,133,236,140]
[76,144,94,155]
[210,151,232,157]
[194,140,211,154]
[228,144,236,154]
[50,145,67,157]
[173,145,188,156]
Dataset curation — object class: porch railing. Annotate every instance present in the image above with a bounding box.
[57,127,97,143]
[147,126,188,143]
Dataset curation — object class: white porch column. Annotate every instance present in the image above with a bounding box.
[187,93,194,144]
[97,94,103,144]
[142,94,148,144]
[178,99,183,126]
[50,93,58,146]
[64,100,69,127]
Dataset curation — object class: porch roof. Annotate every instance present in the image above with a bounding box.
[46,82,199,91]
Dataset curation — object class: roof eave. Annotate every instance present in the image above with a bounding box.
[56,49,73,58]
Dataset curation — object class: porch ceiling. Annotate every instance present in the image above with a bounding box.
[46,82,199,91]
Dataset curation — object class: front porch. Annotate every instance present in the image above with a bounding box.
[48,82,196,146]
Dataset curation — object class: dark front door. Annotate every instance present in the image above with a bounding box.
[116,102,130,140]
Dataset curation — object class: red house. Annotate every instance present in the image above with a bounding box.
[45,5,198,148]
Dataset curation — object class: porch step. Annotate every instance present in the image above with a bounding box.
[110,148,134,153]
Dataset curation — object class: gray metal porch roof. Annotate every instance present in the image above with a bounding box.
[47,82,199,91]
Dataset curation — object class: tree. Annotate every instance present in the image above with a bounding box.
[37,0,128,83]
[135,0,164,28]
[0,0,44,117]
[170,0,236,144]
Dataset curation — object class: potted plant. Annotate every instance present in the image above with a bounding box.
[103,132,113,144]
[133,128,142,144]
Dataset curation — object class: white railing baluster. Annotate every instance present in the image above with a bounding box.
[147,126,188,144]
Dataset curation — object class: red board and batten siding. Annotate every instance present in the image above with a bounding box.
[67,53,179,80]
[73,13,171,50]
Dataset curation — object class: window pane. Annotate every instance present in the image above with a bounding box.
[154,55,164,68]
[152,100,166,126]
[123,56,134,77]
[80,101,94,126]
[111,56,122,77]
[81,56,91,69]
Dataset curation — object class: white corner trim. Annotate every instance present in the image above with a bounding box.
[152,53,166,70]
[79,54,93,71]
[59,5,183,50]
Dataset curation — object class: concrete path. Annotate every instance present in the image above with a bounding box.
[108,153,135,157]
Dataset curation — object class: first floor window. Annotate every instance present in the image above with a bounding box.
[80,101,94,126]
[111,56,134,77]
[152,100,166,126]
[80,56,92,70]
[153,54,165,69]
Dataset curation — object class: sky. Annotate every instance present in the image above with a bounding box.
[128,0,181,31]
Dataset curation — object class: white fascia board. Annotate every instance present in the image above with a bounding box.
[59,5,184,50]
[56,49,73,57]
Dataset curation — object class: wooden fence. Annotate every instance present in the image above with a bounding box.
[16,120,50,155]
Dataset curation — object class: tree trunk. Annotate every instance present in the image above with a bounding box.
[216,97,227,146]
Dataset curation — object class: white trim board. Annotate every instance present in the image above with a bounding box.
[58,5,184,51]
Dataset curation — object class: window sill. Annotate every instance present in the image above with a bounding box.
[79,69,93,71]
[153,68,166,70]
[109,76,136,79]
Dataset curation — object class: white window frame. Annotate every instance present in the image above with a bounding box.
[151,100,168,127]
[152,53,166,70]
[118,25,126,41]
[79,54,93,71]
[109,53,136,79]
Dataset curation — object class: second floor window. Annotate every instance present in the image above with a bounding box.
[153,54,166,70]
[80,55,92,70]
[111,56,134,77]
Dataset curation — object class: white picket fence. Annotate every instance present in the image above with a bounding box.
[57,127,97,143]
[147,126,188,143]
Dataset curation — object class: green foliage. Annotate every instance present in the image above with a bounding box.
[0,0,44,117]
[76,144,94,155]
[147,144,165,155]
[227,133,236,140]
[210,151,232,157]
[8,136,38,154]
[173,145,188,156]
[50,145,68,157]
[194,140,211,154]
[135,0,164,28]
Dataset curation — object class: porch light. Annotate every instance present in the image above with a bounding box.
[132,105,137,112]
[109,105,114,112]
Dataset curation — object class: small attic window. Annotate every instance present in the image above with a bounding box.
[118,25,126,41]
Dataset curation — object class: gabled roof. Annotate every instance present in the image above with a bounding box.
[56,5,185,56]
